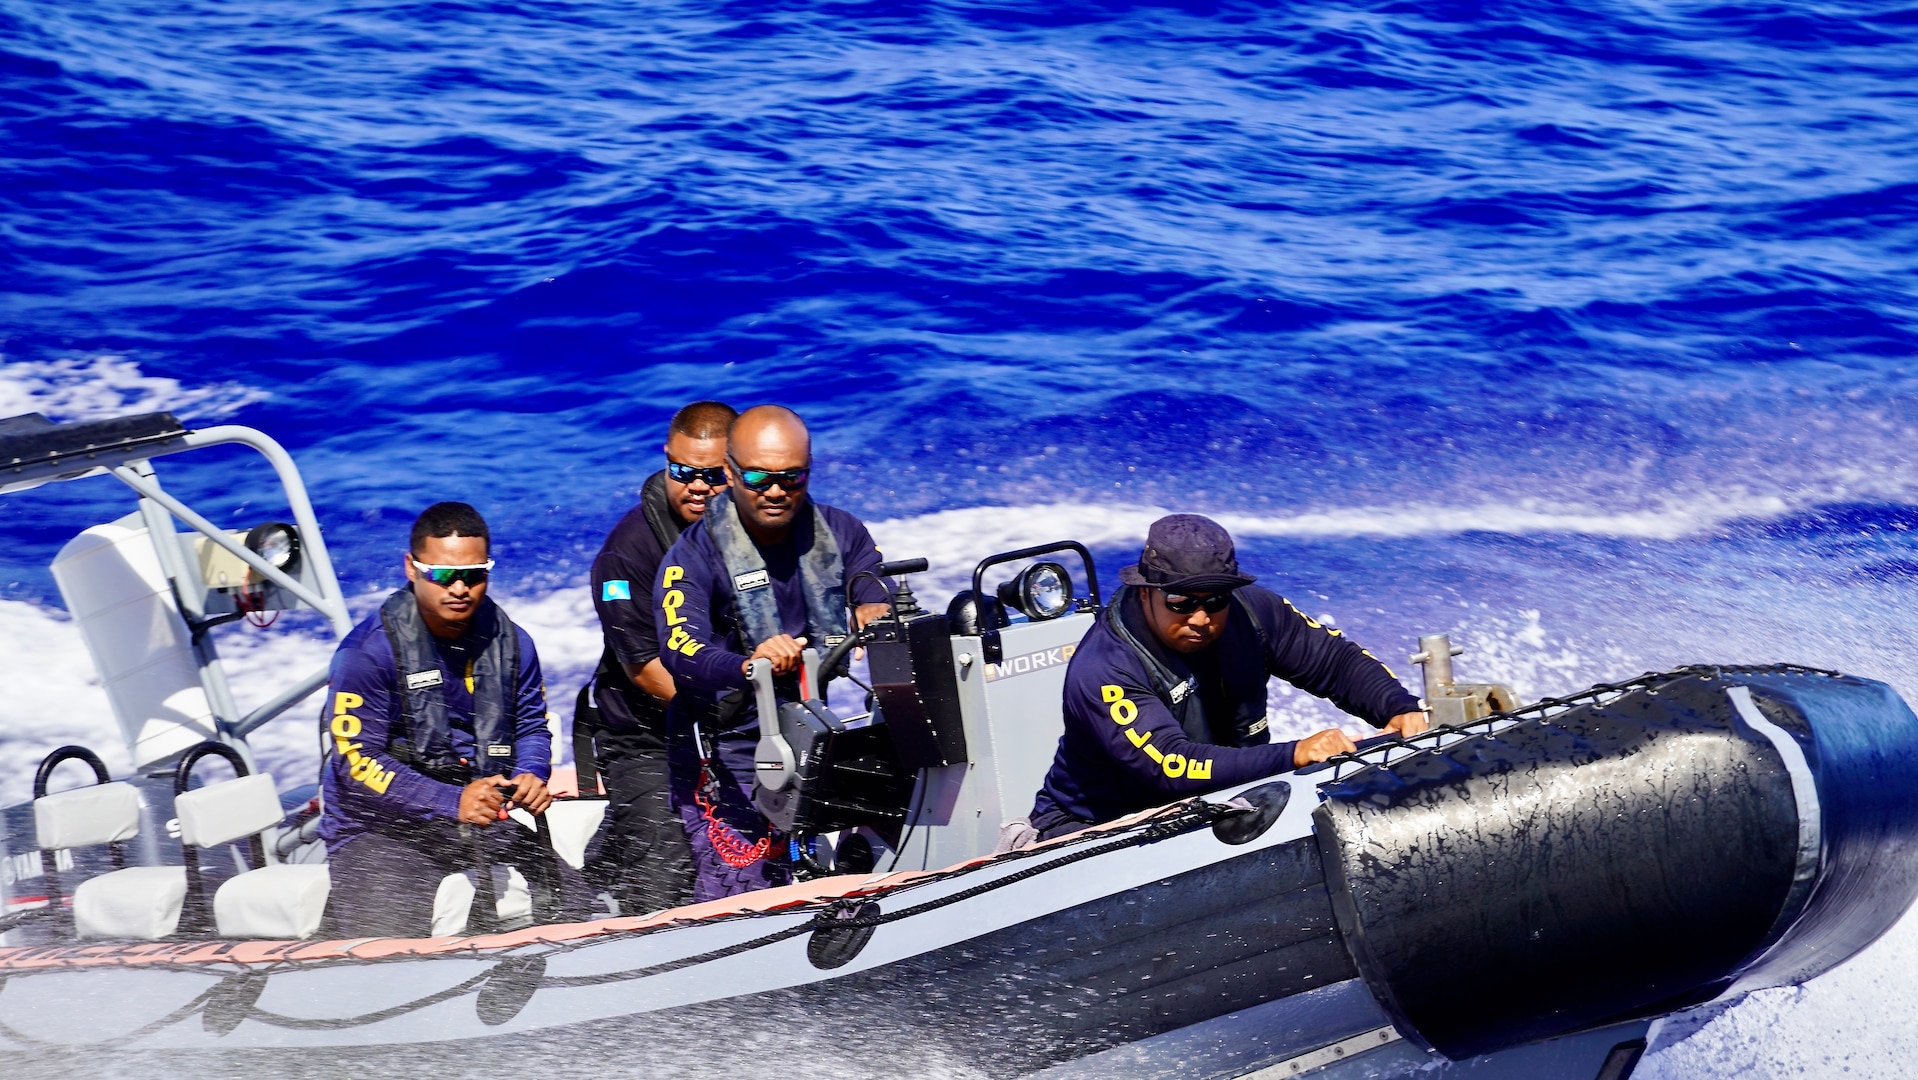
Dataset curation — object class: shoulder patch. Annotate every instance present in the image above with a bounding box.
[601,579,632,601]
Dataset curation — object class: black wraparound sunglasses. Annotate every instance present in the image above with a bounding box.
[667,461,729,487]
[1162,591,1232,615]
[728,455,811,493]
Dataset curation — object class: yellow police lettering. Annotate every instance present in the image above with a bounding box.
[666,626,705,657]
[333,691,363,713]
[1142,743,1165,764]
[331,712,362,740]
[662,588,686,626]
[1101,685,1124,704]
[1126,727,1151,749]
[1284,597,1326,630]
[1187,758,1213,781]
[1109,698,1137,726]
[1163,753,1187,778]
[662,565,684,588]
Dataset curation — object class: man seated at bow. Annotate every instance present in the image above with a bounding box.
[1028,514,1427,839]
[655,405,890,900]
[320,502,578,937]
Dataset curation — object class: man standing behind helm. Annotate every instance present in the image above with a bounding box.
[584,401,736,915]
[1028,514,1428,838]
[655,405,891,900]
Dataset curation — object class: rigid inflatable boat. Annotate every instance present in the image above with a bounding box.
[2,411,1916,1079]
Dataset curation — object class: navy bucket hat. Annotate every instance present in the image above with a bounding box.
[1119,514,1257,593]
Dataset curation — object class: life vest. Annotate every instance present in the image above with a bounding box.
[639,468,685,552]
[380,587,520,784]
[1102,584,1272,746]
[704,489,849,650]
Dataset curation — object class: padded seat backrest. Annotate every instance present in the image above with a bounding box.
[34,781,142,850]
[175,773,284,849]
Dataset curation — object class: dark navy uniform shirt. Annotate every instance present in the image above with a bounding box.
[589,472,683,735]
[319,608,551,852]
[1031,585,1419,827]
[654,501,888,728]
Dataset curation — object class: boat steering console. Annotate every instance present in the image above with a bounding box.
[751,545,1100,874]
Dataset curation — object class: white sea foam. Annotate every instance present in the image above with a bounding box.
[866,493,1796,570]
[0,355,267,423]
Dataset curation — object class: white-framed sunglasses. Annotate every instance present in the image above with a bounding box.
[411,559,495,587]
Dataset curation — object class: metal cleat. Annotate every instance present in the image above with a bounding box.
[1410,633,1519,728]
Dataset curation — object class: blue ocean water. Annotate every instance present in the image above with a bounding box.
[3,0,1917,1075]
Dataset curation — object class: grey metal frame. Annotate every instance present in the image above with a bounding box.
[11,422,351,757]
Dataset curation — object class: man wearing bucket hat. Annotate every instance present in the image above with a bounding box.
[1027,514,1426,838]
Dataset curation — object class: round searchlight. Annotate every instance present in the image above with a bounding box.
[998,561,1074,621]
[244,521,302,576]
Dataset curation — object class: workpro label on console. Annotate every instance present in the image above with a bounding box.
[986,642,1077,682]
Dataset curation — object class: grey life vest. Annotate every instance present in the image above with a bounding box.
[704,489,849,650]
[380,587,520,783]
[1103,584,1269,746]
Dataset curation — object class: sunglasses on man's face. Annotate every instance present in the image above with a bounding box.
[667,461,729,487]
[1162,591,1231,615]
[412,559,494,587]
[729,456,810,493]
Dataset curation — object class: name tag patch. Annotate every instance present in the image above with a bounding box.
[406,669,443,690]
[1248,717,1269,736]
[1170,678,1195,704]
[733,569,770,592]
[486,744,513,758]
[601,579,631,601]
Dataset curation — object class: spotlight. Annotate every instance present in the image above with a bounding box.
[997,561,1074,621]
[244,522,301,577]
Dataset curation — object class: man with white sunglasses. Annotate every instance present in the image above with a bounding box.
[319,502,570,936]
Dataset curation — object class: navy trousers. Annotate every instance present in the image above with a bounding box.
[666,724,789,902]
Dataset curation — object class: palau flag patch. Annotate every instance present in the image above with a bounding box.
[602,580,632,601]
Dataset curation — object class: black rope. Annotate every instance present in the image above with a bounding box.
[1309,663,1845,782]
[0,986,215,1049]
[540,799,1236,989]
[242,970,495,1030]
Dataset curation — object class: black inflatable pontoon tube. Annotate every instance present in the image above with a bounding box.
[1314,666,1918,1061]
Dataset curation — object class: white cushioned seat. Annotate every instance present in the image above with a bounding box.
[73,865,187,940]
[214,863,331,940]
[175,773,283,848]
[34,781,142,850]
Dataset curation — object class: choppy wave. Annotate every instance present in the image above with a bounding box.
[0,355,267,424]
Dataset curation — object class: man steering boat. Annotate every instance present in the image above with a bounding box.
[654,405,891,900]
